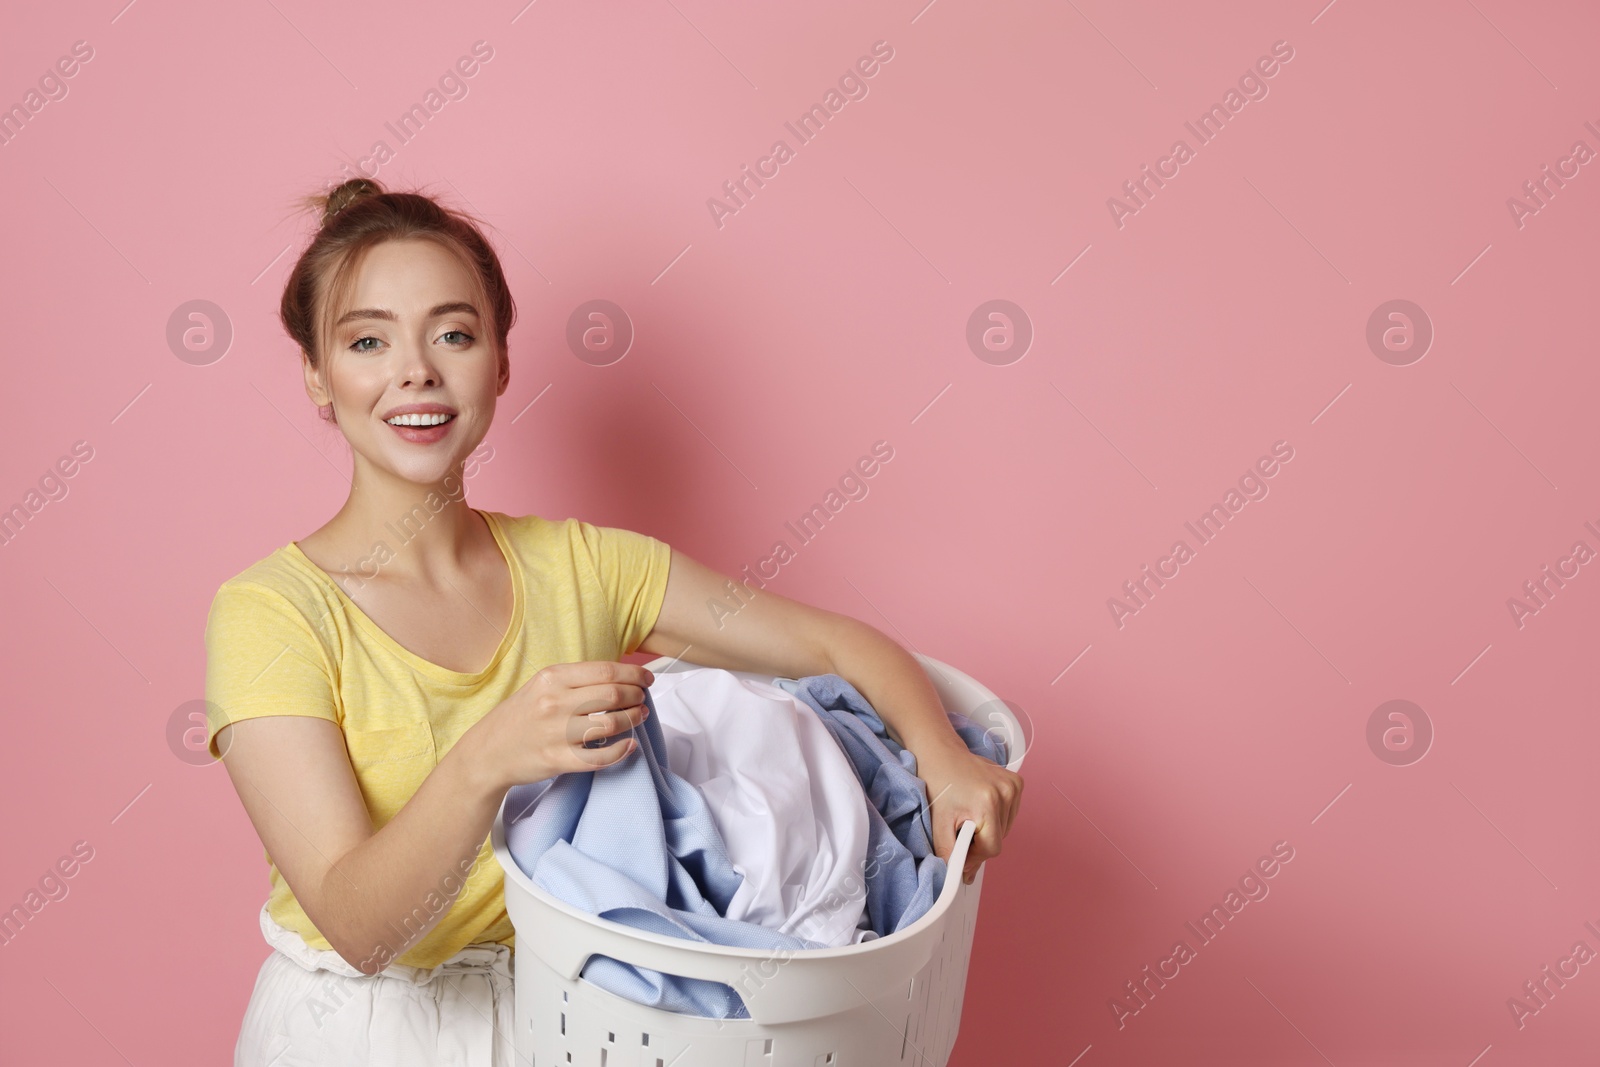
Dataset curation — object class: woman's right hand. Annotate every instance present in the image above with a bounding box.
[470,660,655,790]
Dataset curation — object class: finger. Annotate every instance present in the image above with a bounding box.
[1003,779,1024,836]
[569,681,649,718]
[924,780,961,861]
[960,821,982,883]
[575,703,647,745]
[571,735,636,770]
[921,783,949,861]
[569,712,646,770]
[930,807,956,863]
[994,787,1016,840]
[547,660,656,692]
[964,822,1002,884]
[962,827,983,884]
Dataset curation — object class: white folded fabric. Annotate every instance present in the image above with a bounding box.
[648,667,871,947]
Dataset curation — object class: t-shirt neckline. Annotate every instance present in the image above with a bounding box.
[284,507,525,686]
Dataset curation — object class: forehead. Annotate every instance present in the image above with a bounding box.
[342,238,480,307]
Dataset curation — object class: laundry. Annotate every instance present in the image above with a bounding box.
[502,685,821,1019]
[647,667,871,947]
[502,668,1011,1018]
[772,673,1010,935]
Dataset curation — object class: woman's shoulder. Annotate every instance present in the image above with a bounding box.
[487,510,591,569]
[208,542,340,624]
[485,508,575,543]
[487,509,663,551]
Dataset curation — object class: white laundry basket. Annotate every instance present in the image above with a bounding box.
[490,652,1025,1067]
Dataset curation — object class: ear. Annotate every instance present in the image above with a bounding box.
[302,351,330,407]
[496,347,511,396]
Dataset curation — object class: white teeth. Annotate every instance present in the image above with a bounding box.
[385,413,454,427]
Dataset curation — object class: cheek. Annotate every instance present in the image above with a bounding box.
[331,362,390,409]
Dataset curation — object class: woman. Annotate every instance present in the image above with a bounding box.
[205,177,1024,1065]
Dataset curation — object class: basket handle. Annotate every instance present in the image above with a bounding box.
[520,819,980,1026]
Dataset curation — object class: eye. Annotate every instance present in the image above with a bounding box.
[349,335,382,353]
[440,329,474,346]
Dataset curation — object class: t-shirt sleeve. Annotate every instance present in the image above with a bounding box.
[203,581,341,759]
[573,520,674,656]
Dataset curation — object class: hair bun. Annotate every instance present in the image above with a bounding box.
[322,177,384,224]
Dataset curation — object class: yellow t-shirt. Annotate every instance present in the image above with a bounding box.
[203,508,673,969]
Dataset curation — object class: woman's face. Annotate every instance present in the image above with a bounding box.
[304,237,507,490]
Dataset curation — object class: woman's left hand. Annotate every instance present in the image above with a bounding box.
[913,741,1024,884]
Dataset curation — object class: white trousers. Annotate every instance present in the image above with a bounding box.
[234,905,516,1066]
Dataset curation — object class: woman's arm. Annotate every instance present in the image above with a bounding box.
[217,714,507,974]
[215,660,650,975]
[635,550,961,751]
[635,548,1024,881]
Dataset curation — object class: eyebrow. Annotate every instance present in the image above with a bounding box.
[334,302,481,327]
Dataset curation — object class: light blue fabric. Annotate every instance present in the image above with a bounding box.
[771,674,1010,939]
[503,672,1010,1018]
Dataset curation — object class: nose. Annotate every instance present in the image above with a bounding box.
[395,338,442,387]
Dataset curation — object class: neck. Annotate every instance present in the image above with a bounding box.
[314,462,485,587]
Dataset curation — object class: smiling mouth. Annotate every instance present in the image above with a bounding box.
[384,413,456,427]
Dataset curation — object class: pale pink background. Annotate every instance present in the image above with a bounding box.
[2,1,1597,1063]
